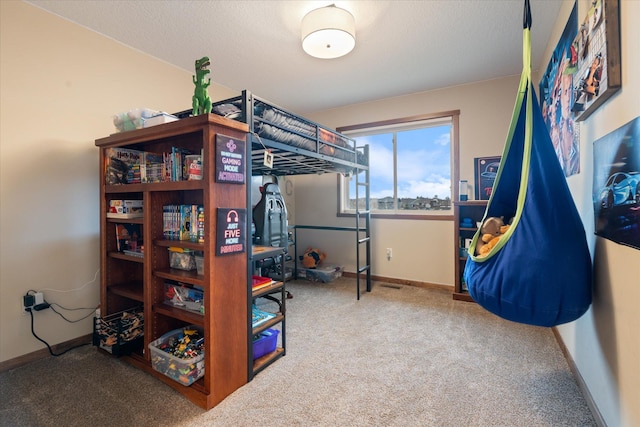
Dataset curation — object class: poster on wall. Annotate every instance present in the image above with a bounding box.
[572,0,621,122]
[474,156,501,200]
[539,3,580,178]
[216,208,247,255]
[592,117,640,251]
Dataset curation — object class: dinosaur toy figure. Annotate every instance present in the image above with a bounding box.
[192,57,212,116]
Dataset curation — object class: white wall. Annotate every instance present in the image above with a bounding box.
[545,2,640,426]
[0,1,236,363]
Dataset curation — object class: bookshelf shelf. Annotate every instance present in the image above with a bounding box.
[96,114,249,410]
[453,200,487,302]
[249,246,286,380]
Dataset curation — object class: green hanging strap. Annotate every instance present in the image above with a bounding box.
[467,0,533,262]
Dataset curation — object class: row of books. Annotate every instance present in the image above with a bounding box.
[163,204,204,242]
[105,147,202,185]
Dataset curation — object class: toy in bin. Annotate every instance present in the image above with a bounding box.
[149,326,205,386]
[165,282,204,314]
[168,247,196,271]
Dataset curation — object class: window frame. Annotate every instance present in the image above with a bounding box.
[337,110,460,220]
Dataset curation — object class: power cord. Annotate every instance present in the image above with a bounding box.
[48,302,98,323]
[26,308,89,357]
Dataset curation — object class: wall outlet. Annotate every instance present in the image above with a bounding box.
[386,248,392,260]
[23,292,44,314]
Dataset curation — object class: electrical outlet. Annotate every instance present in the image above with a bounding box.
[23,292,44,314]
[386,248,392,260]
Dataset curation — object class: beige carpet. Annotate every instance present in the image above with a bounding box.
[0,277,595,426]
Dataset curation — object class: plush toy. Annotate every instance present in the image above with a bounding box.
[300,247,326,269]
[476,217,511,257]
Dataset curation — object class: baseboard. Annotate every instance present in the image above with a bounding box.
[551,327,607,427]
[342,271,452,292]
[0,333,93,372]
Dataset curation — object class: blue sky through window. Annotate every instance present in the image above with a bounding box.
[352,125,451,202]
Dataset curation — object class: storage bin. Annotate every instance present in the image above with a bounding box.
[148,325,205,386]
[93,307,144,356]
[252,328,279,360]
[297,264,343,283]
[195,254,204,275]
[168,248,196,271]
[113,108,159,132]
[164,282,204,314]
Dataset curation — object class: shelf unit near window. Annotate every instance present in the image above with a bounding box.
[453,200,487,301]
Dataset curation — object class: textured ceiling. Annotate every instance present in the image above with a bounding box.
[27,0,564,115]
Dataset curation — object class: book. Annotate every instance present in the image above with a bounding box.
[107,212,144,219]
[140,152,164,183]
[252,275,275,291]
[109,199,143,214]
[252,306,276,328]
[104,147,142,185]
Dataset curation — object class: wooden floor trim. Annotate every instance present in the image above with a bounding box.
[0,334,93,372]
[551,327,606,427]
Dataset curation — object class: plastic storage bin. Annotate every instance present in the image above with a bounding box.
[113,108,159,132]
[148,325,205,386]
[297,264,343,283]
[252,328,279,360]
[164,282,204,314]
[168,248,196,271]
[195,254,204,275]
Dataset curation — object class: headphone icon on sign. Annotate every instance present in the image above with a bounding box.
[226,210,239,223]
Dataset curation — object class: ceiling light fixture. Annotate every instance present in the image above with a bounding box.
[301,4,355,59]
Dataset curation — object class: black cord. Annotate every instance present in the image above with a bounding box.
[49,303,97,323]
[28,309,89,356]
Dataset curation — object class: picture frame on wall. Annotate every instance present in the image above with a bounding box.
[474,156,501,200]
[592,117,639,251]
[572,0,621,122]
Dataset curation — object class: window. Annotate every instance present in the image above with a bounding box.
[338,111,459,217]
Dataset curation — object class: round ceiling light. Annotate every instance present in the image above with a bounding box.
[301,4,355,59]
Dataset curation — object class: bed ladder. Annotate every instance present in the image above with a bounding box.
[355,145,371,300]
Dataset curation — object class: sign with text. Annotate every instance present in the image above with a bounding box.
[215,134,245,184]
[216,208,246,256]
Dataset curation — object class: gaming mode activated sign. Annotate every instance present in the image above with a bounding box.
[216,134,245,184]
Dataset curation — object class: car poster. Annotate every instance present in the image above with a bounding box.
[593,117,640,250]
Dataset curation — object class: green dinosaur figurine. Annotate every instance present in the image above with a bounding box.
[192,57,212,116]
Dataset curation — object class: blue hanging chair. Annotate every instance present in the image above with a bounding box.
[463,0,592,327]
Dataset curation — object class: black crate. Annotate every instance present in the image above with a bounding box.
[93,307,144,356]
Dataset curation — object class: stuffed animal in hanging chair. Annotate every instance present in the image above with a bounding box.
[476,217,511,257]
[300,247,326,269]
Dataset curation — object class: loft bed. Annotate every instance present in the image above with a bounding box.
[210,90,368,177]
[209,90,371,299]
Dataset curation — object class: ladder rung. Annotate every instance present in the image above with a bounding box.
[358,237,370,244]
[358,265,370,273]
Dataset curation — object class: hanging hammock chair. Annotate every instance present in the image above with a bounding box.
[463,0,592,327]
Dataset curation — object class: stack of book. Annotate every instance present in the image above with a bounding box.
[252,306,276,328]
[252,275,275,292]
